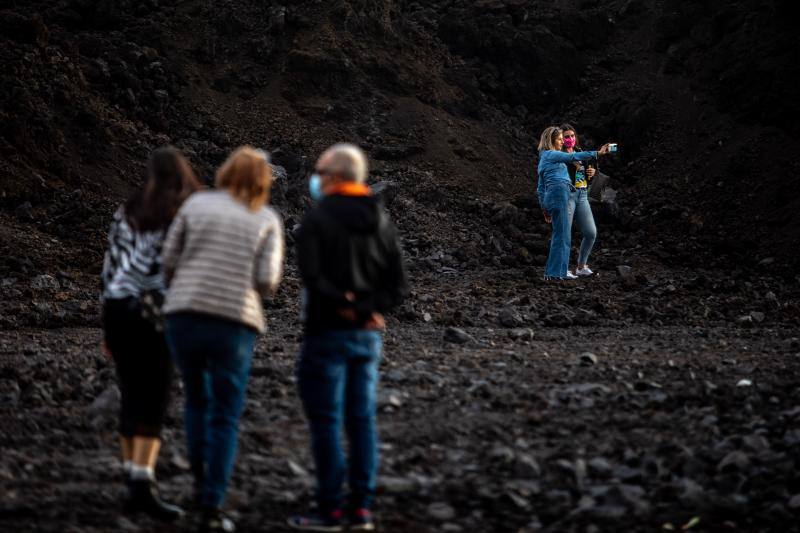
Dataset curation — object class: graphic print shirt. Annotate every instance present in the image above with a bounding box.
[101,207,166,301]
[574,162,588,189]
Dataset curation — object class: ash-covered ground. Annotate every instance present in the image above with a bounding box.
[1,1,800,531]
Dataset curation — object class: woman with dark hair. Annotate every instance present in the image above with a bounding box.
[536,126,610,280]
[163,146,284,533]
[101,146,202,520]
[560,123,598,276]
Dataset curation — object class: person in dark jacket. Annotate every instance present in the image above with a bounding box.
[101,146,201,521]
[288,143,408,532]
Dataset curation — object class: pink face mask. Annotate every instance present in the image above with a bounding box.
[563,137,576,149]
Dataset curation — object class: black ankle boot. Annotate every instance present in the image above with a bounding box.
[124,478,185,521]
[199,506,236,532]
[191,462,205,509]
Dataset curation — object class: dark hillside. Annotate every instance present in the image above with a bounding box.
[1,0,798,294]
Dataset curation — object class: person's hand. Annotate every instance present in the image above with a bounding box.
[586,166,596,179]
[336,291,359,322]
[597,143,610,156]
[543,210,552,224]
[336,307,358,322]
[365,312,386,330]
[101,340,112,359]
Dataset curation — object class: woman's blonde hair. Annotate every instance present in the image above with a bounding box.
[215,146,272,210]
[537,126,562,152]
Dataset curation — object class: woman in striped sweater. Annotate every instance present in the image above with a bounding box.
[101,146,202,520]
[162,146,284,533]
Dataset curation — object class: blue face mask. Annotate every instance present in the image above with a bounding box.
[309,173,323,201]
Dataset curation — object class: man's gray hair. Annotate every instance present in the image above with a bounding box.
[321,143,368,184]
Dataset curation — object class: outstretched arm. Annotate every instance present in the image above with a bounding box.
[546,150,599,164]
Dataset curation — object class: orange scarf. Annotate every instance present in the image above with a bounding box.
[325,182,372,197]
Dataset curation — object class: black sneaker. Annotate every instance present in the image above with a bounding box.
[199,506,236,532]
[287,509,343,531]
[348,508,375,531]
[123,478,185,521]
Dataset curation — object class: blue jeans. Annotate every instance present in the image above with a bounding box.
[543,182,572,278]
[165,313,256,508]
[297,330,382,513]
[568,188,597,266]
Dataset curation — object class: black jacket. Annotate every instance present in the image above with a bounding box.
[297,194,408,334]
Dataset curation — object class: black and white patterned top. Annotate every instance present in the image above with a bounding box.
[101,207,166,301]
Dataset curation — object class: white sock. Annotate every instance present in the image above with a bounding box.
[130,464,155,480]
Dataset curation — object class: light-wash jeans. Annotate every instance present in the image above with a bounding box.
[568,187,597,267]
[543,182,572,278]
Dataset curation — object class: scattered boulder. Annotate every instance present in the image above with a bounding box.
[378,476,417,494]
[588,457,613,478]
[498,307,524,328]
[717,450,750,473]
[508,328,534,341]
[15,202,34,222]
[87,385,120,418]
[378,389,404,409]
[443,327,474,344]
[788,494,800,510]
[372,180,400,206]
[0,379,21,406]
[427,502,456,521]
[31,274,60,290]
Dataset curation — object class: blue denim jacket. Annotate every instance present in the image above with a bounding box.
[536,149,597,201]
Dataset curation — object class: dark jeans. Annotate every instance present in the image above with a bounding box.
[103,297,172,438]
[297,329,382,513]
[165,313,256,508]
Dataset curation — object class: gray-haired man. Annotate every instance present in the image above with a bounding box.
[288,144,408,531]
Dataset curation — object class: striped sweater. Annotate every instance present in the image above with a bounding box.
[162,190,284,333]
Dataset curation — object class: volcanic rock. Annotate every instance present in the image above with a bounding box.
[443,327,473,344]
[616,265,633,278]
[87,385,120,418]
[427,502,456,521]
[717,450,750,473]
[31,274,60,290]
[498,307,524,328]
[508,328,534,341]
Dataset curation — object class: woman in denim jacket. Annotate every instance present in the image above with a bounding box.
[536,126,610,280]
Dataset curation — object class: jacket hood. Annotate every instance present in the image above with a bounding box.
[319,194,381,234]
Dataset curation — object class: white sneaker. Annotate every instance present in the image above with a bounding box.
[565,271,578,280]
[576,267,594,277]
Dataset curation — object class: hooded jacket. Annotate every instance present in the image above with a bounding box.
[297,193,408,335]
